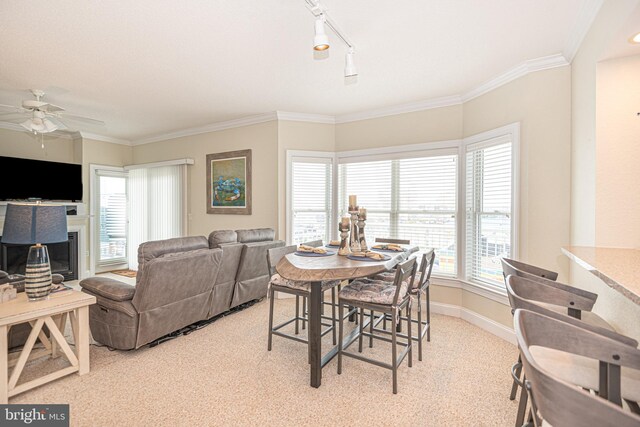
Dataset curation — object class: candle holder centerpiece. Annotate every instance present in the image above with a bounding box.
[357,207,367,251]
[348,194,361,253]
[338,217,351,256]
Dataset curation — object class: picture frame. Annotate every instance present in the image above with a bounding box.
[206,149,252,215]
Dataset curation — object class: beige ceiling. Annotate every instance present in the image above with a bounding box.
[0,0,597,140]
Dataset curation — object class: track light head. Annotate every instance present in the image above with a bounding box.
[344,49,357,77]
[313,16,330,51]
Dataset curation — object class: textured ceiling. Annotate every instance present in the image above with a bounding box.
[0,0,590,140]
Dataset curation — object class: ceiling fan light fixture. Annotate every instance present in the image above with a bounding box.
[43,118,59,133]
[20,117,58,134]
[344,49,357,77]
[313,16,330,51]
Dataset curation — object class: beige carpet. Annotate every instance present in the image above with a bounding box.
[11,297,519,426]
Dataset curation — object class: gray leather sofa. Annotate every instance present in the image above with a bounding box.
[80,228,284,350]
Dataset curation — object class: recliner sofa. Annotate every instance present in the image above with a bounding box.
[80,228,284,350]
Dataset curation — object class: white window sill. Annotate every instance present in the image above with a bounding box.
[430,275,509,306]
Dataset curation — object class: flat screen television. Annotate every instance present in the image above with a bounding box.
[0,156,83,202]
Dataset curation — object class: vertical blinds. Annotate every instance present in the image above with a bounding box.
[339,154,458,276]
[465,139,512,286]
[127,165,185,269]
[290,157,333,244]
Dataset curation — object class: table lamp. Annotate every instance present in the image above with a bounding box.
[1,202,68,301]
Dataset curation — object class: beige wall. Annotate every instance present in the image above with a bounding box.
[595,54,640,248]
[570,0,639,247]
[569,0,640,341]
[335,105,463,151]
[0,128,79,164]
[463,67,573,282]
[132,121,279,237]
[277,120,336,240]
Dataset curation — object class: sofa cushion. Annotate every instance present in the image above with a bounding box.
[138,236,209,265]
[208,230,238,248]
[236,228,275,243]
[80,276,136,301]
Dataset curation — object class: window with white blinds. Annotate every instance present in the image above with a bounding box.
[465,138,513,287]
[339,154,458,276]
[289,157,333,244]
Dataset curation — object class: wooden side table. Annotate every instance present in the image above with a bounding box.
[0,290,96,403]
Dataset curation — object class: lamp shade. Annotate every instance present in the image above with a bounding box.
[2,203,68,244]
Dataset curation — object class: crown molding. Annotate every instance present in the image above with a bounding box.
[334,95,463,124]
[276,111,335,124]
[461,54,569,103]
[132,112,278,146]
[80,131,132,146]
[563,0,604,63]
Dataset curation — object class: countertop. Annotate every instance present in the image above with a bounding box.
[562,246,640,305]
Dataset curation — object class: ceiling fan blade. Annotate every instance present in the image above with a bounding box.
[0,103,27,113]
[0,113,29,123]
[43,103,65,113]
[45,116,68,131]
[55,112,105,126]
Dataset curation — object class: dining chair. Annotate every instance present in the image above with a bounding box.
[337,257,417,394]
[266,245,341,356]
[374,249,436,361]
[514,309,640,426]
[375,237,411,245]
[506,274,640,425]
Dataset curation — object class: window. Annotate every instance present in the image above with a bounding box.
[285,123,518,286]
[339,153,458,276]
[288,155,333,244]
[465,132,516,287]
[96,172,128,266]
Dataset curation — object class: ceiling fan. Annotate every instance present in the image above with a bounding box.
[0,89,105,134]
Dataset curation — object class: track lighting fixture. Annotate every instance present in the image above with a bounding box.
[344,48,357,77]
[313,16,330,51]
[305,0,358,81]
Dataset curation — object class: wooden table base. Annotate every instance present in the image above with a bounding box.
[0,302,91,404]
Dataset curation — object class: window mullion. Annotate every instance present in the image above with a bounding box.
[390,159,400,237]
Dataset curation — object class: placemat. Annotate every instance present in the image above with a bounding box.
[294,250,336,257]
[347,253,391,262]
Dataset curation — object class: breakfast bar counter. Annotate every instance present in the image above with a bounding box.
[562,246,640,306]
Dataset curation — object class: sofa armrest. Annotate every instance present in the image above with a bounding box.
[80,276,135,301]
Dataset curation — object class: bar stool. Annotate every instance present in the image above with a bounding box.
[501,258,618,410]
[514,309,640,426]
[266,245,341,355]
[506,275,640,425]
[374,249,436,361]
[337,257,417,394]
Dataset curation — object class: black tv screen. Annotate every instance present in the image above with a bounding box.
[0,156,82,201]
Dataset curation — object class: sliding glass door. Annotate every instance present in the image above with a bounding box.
[96,171,128,267]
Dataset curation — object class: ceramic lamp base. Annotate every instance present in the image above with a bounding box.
[25,244,52,301]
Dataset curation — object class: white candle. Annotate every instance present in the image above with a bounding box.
[358,207,367,219]
[349,195,357,210]
[341,216,350,226]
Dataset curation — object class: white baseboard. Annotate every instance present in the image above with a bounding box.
[431,302,516,345]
